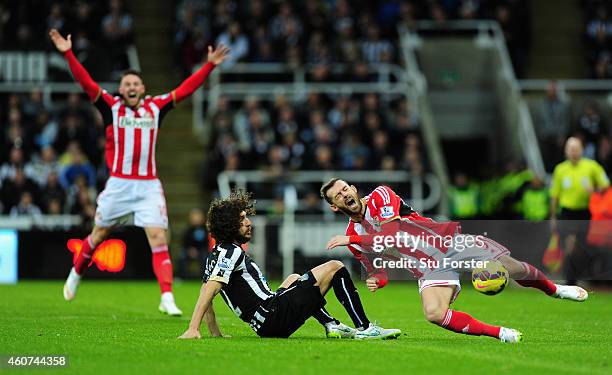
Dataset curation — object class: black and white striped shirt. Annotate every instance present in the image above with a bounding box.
[203,242,274,323]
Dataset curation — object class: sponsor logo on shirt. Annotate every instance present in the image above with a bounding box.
[119,116,155,129]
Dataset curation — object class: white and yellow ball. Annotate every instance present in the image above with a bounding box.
[471,260,509,295]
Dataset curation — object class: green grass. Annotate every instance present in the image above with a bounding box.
[1,280,610,375]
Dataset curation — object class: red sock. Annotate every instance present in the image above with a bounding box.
[152,245,173,293]
[515,262,557,296]
[441,309,501,338]
[74,235,96,275]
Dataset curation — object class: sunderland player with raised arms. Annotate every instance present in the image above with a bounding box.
[49,29,230,316]
[178,190,400,340]
[321,178,589,343]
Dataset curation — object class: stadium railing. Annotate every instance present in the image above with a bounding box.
[192,62,417,139]
[217,170,441,277]
[0,46,140,83]
[0,215,82,230]
[399,20,546,180]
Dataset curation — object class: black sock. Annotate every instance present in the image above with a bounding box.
[331,267,370,329]
[312,307,340,326]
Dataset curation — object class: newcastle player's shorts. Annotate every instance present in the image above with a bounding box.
[251,271,325,338]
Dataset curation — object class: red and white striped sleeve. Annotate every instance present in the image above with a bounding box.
[367,186,402,224]
[345,222,389,288]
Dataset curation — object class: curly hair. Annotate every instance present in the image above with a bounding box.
[207,189,256,243]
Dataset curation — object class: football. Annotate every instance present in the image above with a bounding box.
[471,261,509,295]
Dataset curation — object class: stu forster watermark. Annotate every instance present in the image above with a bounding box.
[372,258,492,270]
[372,232,486,252]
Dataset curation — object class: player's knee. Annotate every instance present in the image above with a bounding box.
[423,303,446,324]
[500,256,526,278]
[327,260,345,272]
[147,229,167,247]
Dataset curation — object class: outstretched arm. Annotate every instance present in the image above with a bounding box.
[172,44,231,104]
[348,245,389,291]
[49,29,101,102]
[178,280,223,339]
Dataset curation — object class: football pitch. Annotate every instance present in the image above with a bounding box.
[1,280,610,375]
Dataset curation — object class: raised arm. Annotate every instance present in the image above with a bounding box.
[171,44,231,104]
[178,280,223,339]
[49,29,101,102]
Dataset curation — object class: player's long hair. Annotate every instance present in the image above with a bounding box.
[207,189,256,243]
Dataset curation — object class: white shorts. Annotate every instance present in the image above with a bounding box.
[417,235,510,303]
[95,177,168,229]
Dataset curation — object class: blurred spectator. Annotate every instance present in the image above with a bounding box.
[22,89,47,119]
[573,101,609,161]
[102,0,133,45]
[296,191,324,215]
[178,208,209,279]
[59,142,96,189]
[66,174,97,213]
[535,81,571,171]
[54,114,94,157]
[269,2,303,50]
[0,148,25,185]
[448,172,479,219]
[47,3,67,35]
[361,25,393,63]
[0,168,40,214]
[4,109,34,159]
[46,198,63,215]
[215,21,249,67]
[25,146,60,187]
[10,191,42,217]
[33,111,59,149]
[339,133,370,170]
[101,0,134,73]
[41,171,66,213]
[520,176,549,221]
[308,144,335,170]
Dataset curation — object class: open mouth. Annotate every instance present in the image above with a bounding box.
[127,92,138,99]
[345,197,358,210]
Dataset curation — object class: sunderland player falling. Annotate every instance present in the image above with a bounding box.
[321,178,589,343]
[179,190,400,340]
[49,29,230,316]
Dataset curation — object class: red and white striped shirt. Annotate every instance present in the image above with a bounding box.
[345,185,461,282]
[97,92,173,179]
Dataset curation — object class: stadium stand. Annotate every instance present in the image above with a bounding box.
[0,0,135,226]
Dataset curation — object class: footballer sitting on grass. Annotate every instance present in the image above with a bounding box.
[179,190,401,340]
[321,179,589,343]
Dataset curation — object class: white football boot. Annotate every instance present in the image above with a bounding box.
[325,322,356,339]
[63,267,82,301]
[499,327,523,343]
[354,323,401,340]
[554,284,588,302]
[159,292,183,316]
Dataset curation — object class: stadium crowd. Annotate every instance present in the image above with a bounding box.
[173,0,530,78]
[0,0,134,80]
[584,0,612,79]
[202,93,423,187]
[0,91,107,226]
